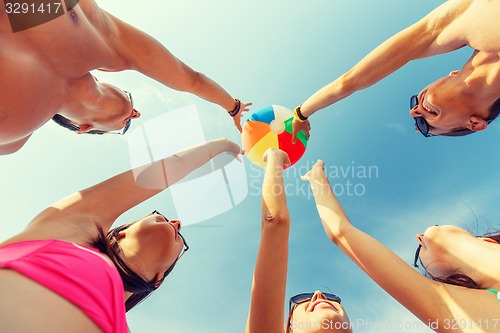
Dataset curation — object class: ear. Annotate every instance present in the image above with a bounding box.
[153,272,164,286]
[467,116,488,132]
[75,124,93,134]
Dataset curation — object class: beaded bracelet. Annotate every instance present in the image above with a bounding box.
[228,99,241,117]
[294,105,308,122]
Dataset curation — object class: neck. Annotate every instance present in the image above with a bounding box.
[459,52,500,116]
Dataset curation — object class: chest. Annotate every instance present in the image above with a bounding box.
[1,2,117,78]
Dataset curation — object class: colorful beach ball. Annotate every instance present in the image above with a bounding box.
[242,105,308,169]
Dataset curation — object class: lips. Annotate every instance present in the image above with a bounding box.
[420,92,438,117]
[310,300,337,312]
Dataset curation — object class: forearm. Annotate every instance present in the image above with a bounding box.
[307,167,439,320]
[105,12,236,111]
[131,138,234,194]
[300,20,437,118]
[261,154,289,222]
[40,139,236,230]
[308,170,350,240]
[246,150,290,333]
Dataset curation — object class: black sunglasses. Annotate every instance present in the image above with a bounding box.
[413,243,422,268]
[410,95,434,138]
[288,292,341,314]
[151,210,189,260]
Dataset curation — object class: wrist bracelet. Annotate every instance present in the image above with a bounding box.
[228,99,241,117]
[294,105,308,122]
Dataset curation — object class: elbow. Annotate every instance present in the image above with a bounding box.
[177,70,205,93]
[340,69,361,95]
[263,211,290,226]
[321,215,351,244]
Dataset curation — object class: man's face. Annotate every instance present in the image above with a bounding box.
[409,72,490,136]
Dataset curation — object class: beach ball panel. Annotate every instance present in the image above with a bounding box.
[246,131,279,169]
[249,105,276,124]
[272,105,294,123]
[284,117,308,147]
[277,131,306,166]
[242,121,272,152]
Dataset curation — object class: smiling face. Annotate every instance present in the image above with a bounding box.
[117,213,185,282]
[289,291,352,333]
[409,72,492,136]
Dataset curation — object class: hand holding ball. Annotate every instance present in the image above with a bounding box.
[241,105,308,169]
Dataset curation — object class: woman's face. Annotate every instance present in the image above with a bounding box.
[118,213,185,282]
[290,291,352,333]
[415,225,474,277]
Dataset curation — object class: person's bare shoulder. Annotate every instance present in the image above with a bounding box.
[452,0,500,52]
[423,0,474,50]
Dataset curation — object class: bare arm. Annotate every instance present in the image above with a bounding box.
[99,11,251,131]
[245,149,291,333]
[302,160,500,332]
[28,138,240,234]
[291,0,471,140]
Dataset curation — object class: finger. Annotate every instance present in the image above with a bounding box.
[236,121,242,133]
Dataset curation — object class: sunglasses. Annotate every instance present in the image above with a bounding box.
[151,210,189,260]
[413,243,422,268]
[288,292,341,315]
[410,95,434,138]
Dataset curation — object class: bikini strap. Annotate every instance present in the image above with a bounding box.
[486,288,500,302]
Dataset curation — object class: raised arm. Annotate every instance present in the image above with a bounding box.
[28,138,241,234]
[99,10,251,131]
[245,148,291,333]
[302,160,500,332]
[292,0,471,140]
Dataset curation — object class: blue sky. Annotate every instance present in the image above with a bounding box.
[2,0,500,332]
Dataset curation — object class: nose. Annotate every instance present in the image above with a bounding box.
[311,290,325,302]
[131,108,141,119]
[409,106,421,117]
[169,219,182,231]
[416,234,424,245]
